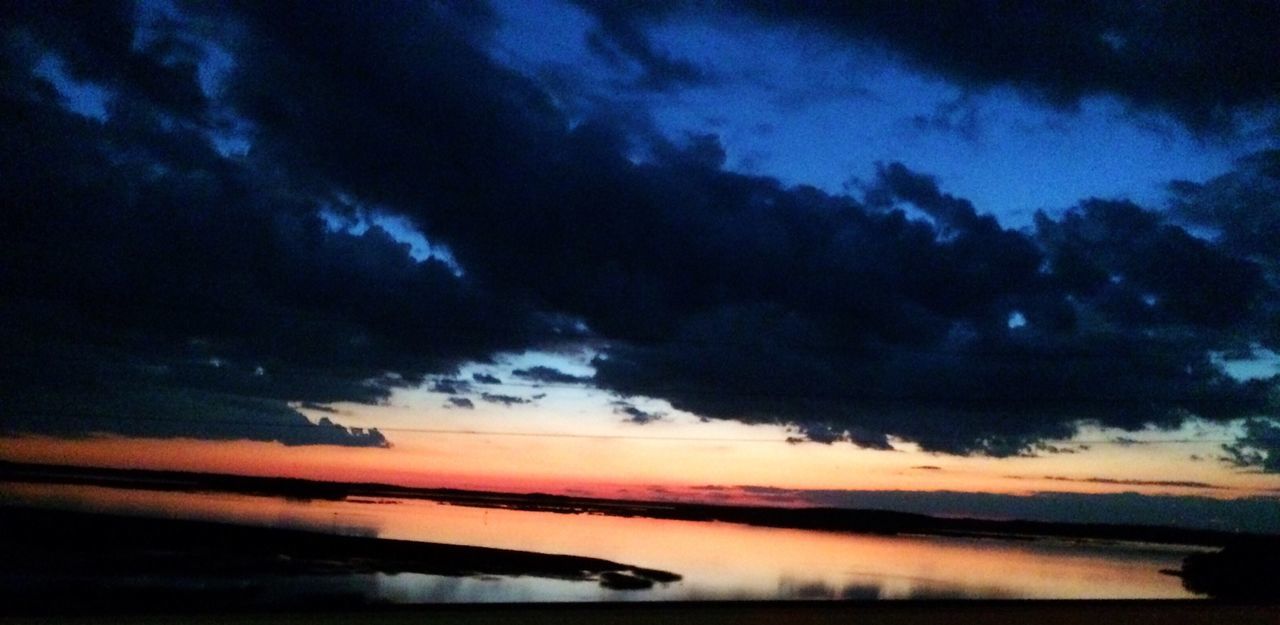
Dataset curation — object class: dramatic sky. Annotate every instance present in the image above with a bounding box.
[3,0,1280,531]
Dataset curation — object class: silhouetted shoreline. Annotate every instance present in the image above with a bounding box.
[0,506,681,614]
[1170,544,1280,600]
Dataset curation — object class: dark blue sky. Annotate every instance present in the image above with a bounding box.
[490,0,1279,226]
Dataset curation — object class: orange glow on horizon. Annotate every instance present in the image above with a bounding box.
[3,428,1277,504]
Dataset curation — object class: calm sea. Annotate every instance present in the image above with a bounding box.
[0,481,1206,601]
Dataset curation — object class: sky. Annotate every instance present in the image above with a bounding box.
[2,0,1280,531]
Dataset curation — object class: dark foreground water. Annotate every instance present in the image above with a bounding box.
[0,481,1207,601]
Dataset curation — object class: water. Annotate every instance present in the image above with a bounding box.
[0,481,1205,601]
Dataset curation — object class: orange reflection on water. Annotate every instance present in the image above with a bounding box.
[1,481,1202,600]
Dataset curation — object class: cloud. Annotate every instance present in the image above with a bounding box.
[612,402,664,425]
[587,163,1273,456]
[511,366,593,385]
[309,417,389,448]
[1032,443,1081,455]
[907,95,985,142]
[472,373,502,384]
[1169,150,1280,349]
[297,402,340,414]
[2,2,210,119]
[571,1,710,92]
[1221,418,1280,473]
[430,378,473,395]
[446,397,475,409]
[1035,197,1266,329]
[865,161,991,231]
[1006,475,1228,490]
[0,2,561,446]
[0,356,389,448]
[1170,151,1280,264]
[480,393,531,406]
[2,2,1277,468]
[582,2,1280,134]
[912,466,942,471]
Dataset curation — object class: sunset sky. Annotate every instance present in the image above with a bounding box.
[3,0,1280,531]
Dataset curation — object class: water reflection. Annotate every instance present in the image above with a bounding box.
[0,481,1203,601]
[777,577,1014,600]
[1,481,382,537]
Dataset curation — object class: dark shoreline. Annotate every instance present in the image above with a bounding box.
[0,505,681,614]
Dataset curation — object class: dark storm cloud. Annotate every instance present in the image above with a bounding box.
[1169,150,1280,349]
[866,162,991,230]
[1166,152,1280,471]
[0,1,558,446]
[472,373,503,385]
[190,2,1279,460]
[0,345,389,448]
[575,1,1280,134]
[1035,198,1266,329]
[585,182,1273,455]
[511,366,592,385]
[1169,151,1280,265]
[3,2,1278,467]
[1,1,209,119]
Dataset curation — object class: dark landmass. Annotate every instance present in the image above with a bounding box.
[0,506,681,614]
[1171,543,1280,600]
